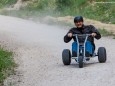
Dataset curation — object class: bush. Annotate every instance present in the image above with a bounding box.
[0,0,115,24]
[0,0,17,8]
[56,0,86,11]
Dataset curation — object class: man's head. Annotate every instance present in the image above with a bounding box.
[74,16,84,28]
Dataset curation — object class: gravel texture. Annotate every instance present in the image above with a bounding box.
[0,15,115,86]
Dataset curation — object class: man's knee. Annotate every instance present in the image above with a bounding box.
[72,42,77,50]
[86,41,91,45]
[72,42,77,46]
[85,41,94,55]
[72,42,77,57]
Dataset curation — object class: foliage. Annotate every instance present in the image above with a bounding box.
[0,0,16,8]
[0,48,16,85]
[0,0,115,24]
[98,28,114,36]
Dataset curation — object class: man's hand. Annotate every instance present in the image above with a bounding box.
[68,33,73,38]
[91,33,97,37]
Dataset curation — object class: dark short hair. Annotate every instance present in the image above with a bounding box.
[74,16,83,23]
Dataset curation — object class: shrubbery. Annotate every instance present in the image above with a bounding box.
[0,0,16,8]
[0,0,115,24]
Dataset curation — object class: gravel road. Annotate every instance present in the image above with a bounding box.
[0,15,115,86]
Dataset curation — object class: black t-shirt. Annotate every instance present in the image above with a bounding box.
[77,27,84,34]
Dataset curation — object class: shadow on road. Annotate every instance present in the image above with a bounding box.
[58,61,100,69]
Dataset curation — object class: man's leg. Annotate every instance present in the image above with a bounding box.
[85,41,94,57]
[72,42,78,57]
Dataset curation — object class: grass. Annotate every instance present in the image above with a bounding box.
[0,0,115,24]
[41,18,115,37]
[0,0,115,37]
[98,28,115,39]
[0,0,16,8]
[0,48,16,85]
[42,19,115,37]
[98,28,114,36]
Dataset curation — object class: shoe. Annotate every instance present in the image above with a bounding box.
[72,51,77,57]
[86,57,90,61]
[75,59,78,62]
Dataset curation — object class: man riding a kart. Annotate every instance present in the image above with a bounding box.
[64,16,101,58]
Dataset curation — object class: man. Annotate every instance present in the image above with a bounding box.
[64,16,101,57]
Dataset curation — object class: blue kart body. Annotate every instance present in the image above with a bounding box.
[62,34,107,68]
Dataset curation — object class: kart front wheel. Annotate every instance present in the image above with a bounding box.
[98,47,107,63]
[78,56,84,68]
[62,49,71,65]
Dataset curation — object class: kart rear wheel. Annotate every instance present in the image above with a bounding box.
[98,47,107,63]
[78,56,84,68]
[62,49,71,65]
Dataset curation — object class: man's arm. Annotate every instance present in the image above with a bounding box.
[64,29,73,43]
[90,25,101,39]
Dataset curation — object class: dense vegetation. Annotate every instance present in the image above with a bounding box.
[0,0,16,8]
[0,48,16,85]
[0,0,115,23]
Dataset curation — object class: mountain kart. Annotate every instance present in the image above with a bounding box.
[62,34,107,68]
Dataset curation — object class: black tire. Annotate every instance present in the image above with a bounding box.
[78,56,84,68]
[98,47,107,63]
[62,49,71,65]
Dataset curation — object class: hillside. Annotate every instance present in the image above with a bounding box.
[0,0,115,24]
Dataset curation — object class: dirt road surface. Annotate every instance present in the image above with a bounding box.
[0,15,115,86]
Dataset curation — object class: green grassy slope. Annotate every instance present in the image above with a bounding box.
[0,0,115,24]
[0,48,16,85]
[0,0,16,8]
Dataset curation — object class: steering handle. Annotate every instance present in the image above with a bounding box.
[73,34,92,37]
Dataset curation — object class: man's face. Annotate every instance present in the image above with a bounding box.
[75,21,83,28]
